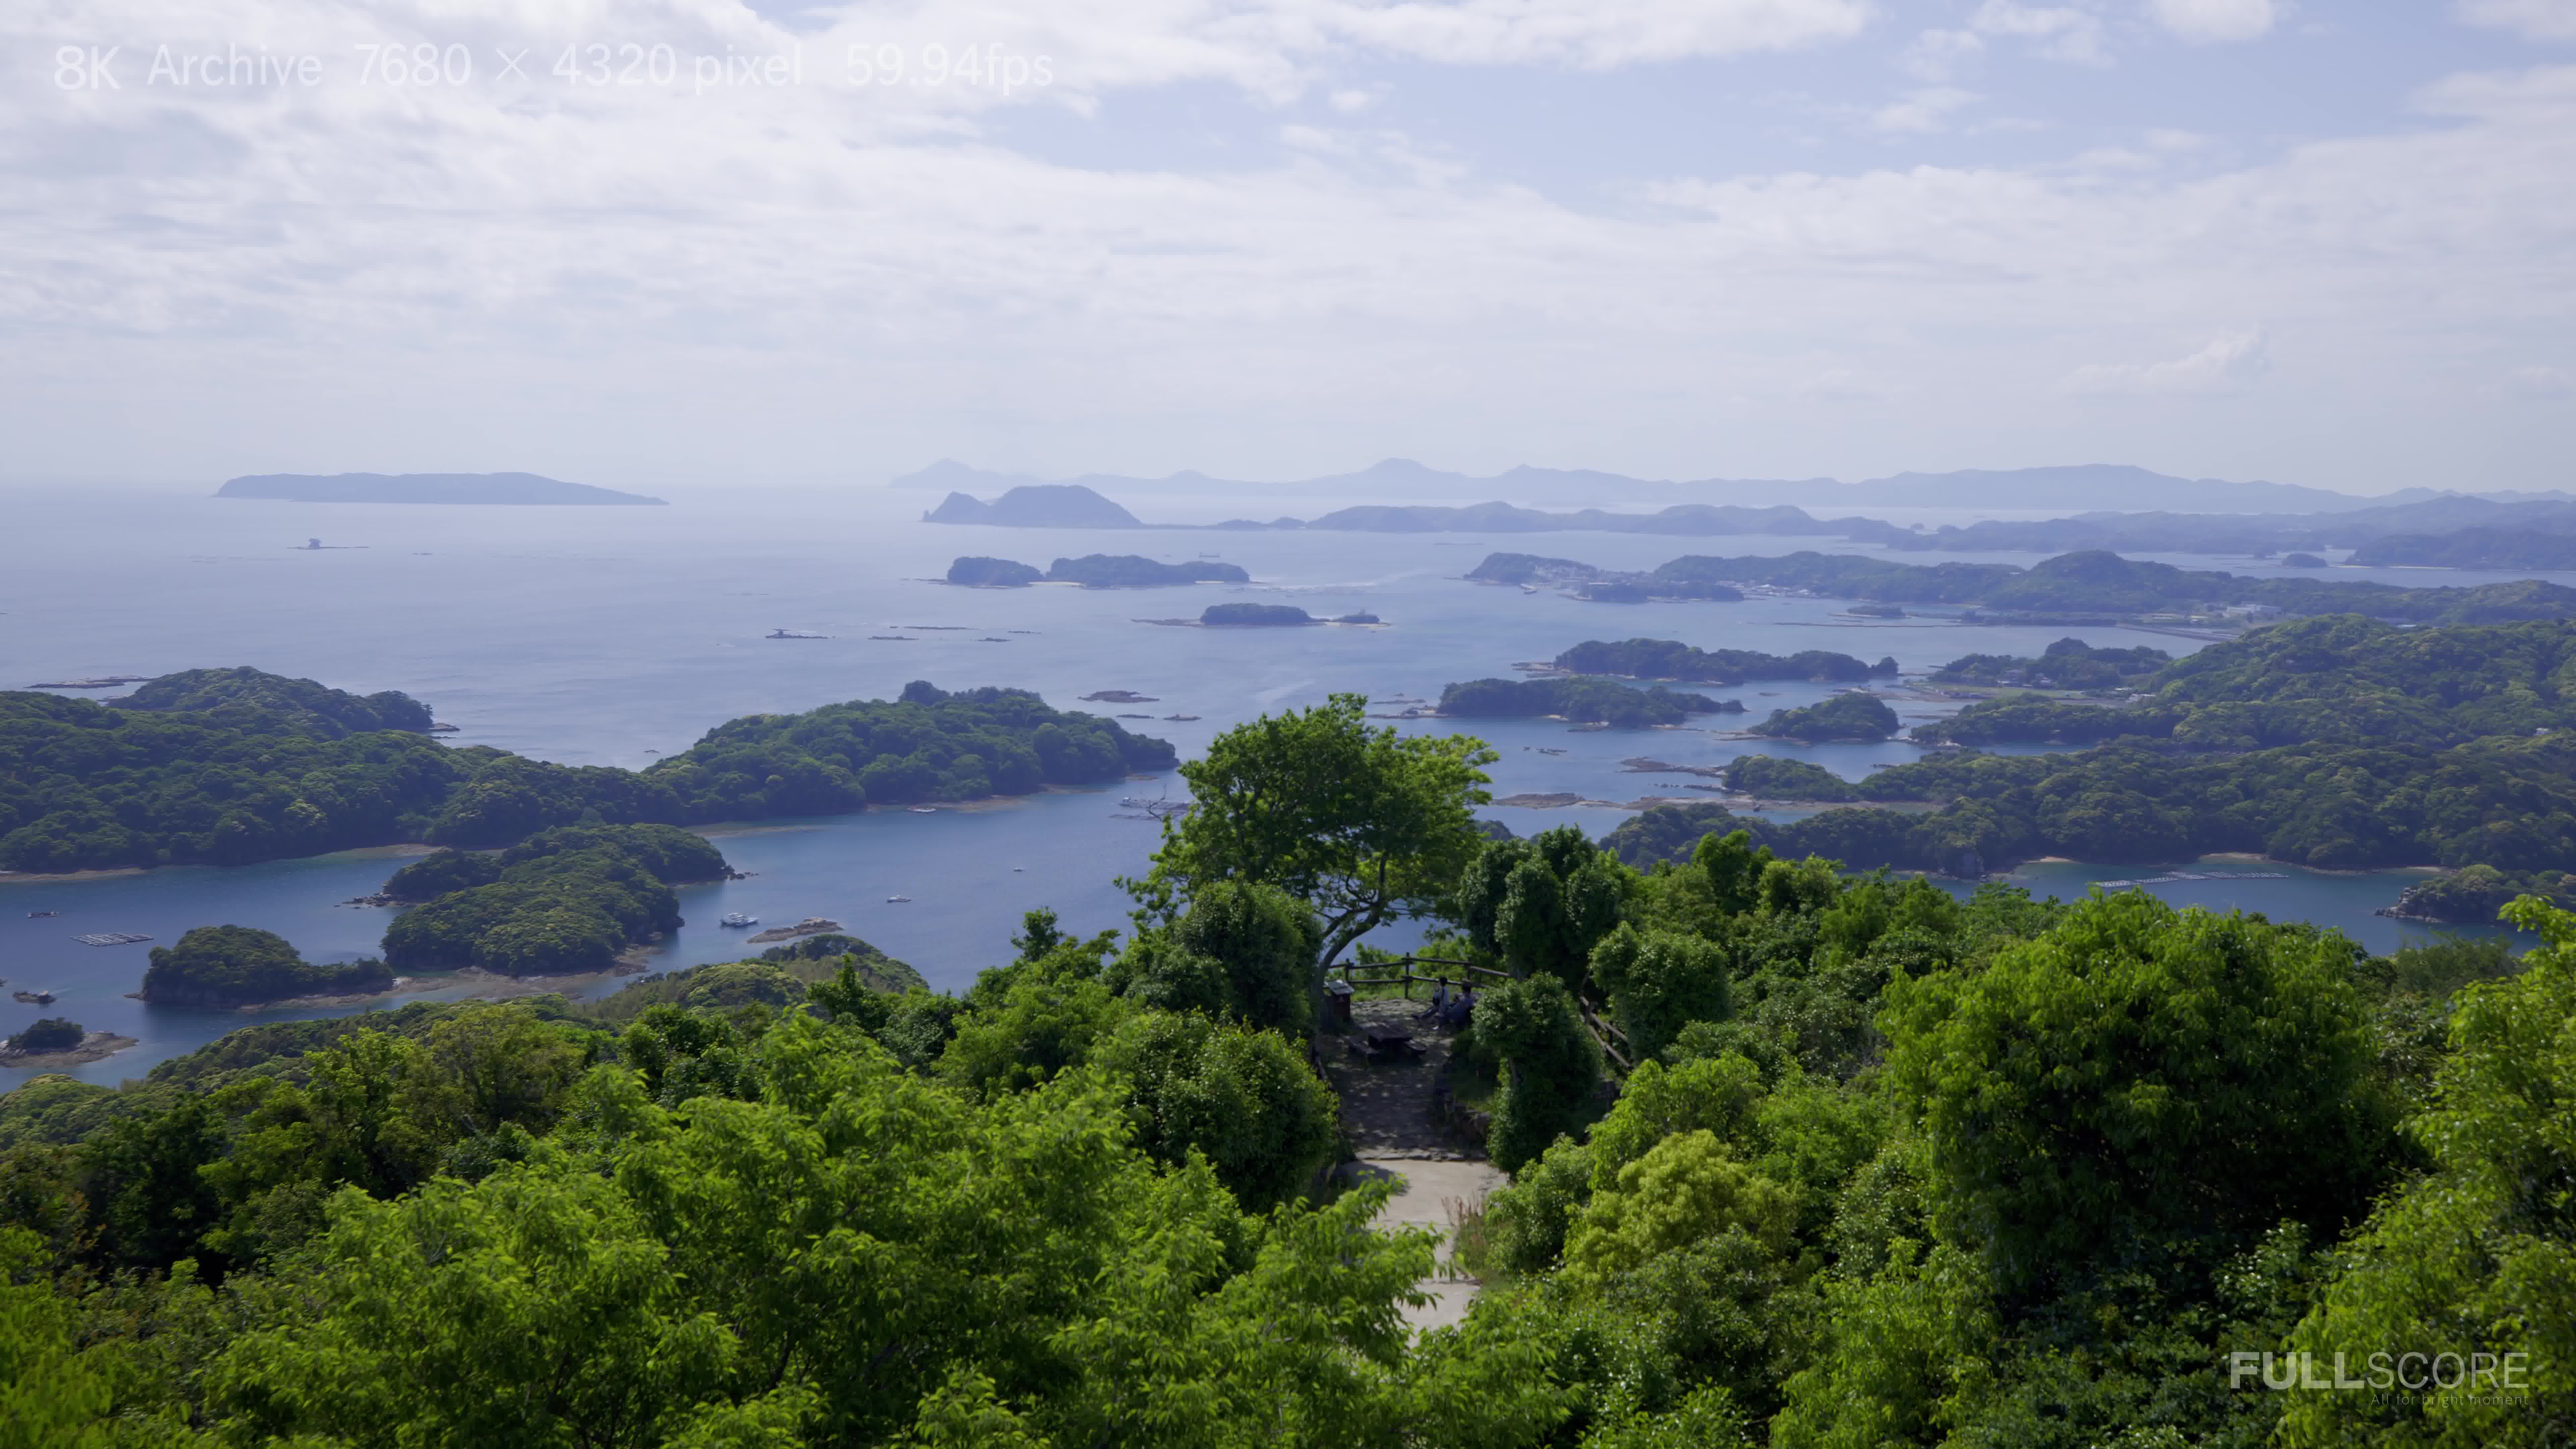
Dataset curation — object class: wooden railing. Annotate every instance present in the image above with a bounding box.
[1329,956,1634,1075]
[1327,955,1512,1000]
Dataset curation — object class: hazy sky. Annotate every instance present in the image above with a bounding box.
[8,0,2574,493]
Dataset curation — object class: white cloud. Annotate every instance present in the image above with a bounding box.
[2061,331,2272,395]
[1900,28,1985,82]
[1971,1,2110,64]
[1871,87,1982,133]
[2511,365,2575,397]
[2146,0,2280,44]
[2,3,2575,488]
[1307,0,1875,69]
[2457,0,2576,42]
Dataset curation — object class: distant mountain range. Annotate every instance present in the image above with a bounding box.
[217,473,666,505]
[892,458,2564,515]
[921,480,2576,573]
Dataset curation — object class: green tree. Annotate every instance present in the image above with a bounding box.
[1132,694,1496,969]
[1478,975,1606,1173]
[0,1227,118,1449]
[936,975,1134,1098]
[2279,896,2576,1446]
[1169,879,1320,1037]
[1884,890,2396,1296]
[1588,925,1731,1062]
[1560,1130,1794,1284]
[198,1018,1559,1447]
[1094,1011,1341,1213]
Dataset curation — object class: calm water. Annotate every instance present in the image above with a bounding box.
[0,486,2543,1085]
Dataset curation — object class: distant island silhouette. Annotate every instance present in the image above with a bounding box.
[216,472,666,505]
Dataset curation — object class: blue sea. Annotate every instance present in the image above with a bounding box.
[0,484,2537,1085]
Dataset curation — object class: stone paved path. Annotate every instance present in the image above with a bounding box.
[1324,997,1500,1332]
[1322,996,1479,1159]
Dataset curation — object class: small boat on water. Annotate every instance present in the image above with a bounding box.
[719,913,758,928]
[26,911,58,919]
[907,806,937,814]
[766,628,830,640]
[885,895,912,903]
[11,990,56,1005]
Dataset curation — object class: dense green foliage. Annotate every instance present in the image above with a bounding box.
[1720,755,1880,801]
[1608,727,2576,875]
[2387,863,2576,922]
[1909,692,2160,745]
[114,666,435,736]
[1921,615,2576,748]
[1455,825,1629,989]
[0,685,472,872]
[1552,639,1878,684]
[9,691,2575,1446]
[1439,676,1737,727]
[381,826,719,977]
[140,925,392,1008]
[1928,636,2169,688]
[637,681,1176,816]
[580,935,927,1027]
[1132,693,1495,966]
[1582,617,2576,878]
[1,671,1175,872]
[1751,693,1900,742]
[1106,883,1322,1037]
[1883,890,2395,1295]
[2278,896,2576,1445]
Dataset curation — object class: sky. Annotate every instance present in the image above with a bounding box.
[5,0,2575,496]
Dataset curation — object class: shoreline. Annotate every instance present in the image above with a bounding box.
[0,1031,141,1069]
[0,790,1157,881]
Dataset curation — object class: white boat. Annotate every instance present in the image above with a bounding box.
[719,912,757,927]
[885,895,912,903]
[907,806,937,814]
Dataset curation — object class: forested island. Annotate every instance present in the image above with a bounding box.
[2349,527,2576,569]
[2384,864,2576,922]
[921,484,1143,528]
[1550,638,1893,684]
[0,671,1174,873]
[139,925,393,1008]
[1438,676,1743,727]
[216,472,665,505]
[946,553,1250,587]
[1927,637,2169,688]
[1749,692,1900,742]
[381,825,730,977]
[1470,547,2576,622]
[2,689,2565,1446]
[1586,615,2576,878]
[1201,602,1317,626]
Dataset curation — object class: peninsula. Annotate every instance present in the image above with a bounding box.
[216,472,666,505]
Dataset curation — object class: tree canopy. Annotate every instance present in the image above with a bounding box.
[1133,693,1497,967]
